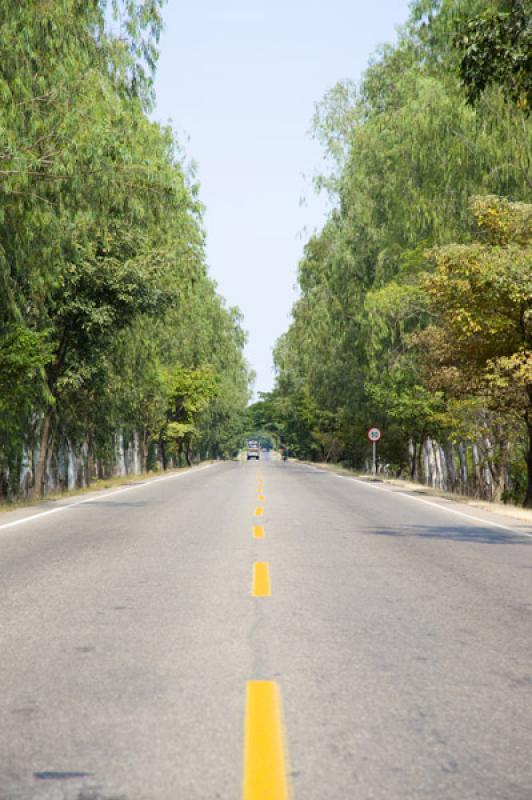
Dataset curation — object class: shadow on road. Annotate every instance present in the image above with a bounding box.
[366,524,532,545]
[34,771,92,780]
[82,500,148,509]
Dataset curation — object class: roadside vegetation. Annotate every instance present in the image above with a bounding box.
[254,0,532,505]
[0,1,251,502]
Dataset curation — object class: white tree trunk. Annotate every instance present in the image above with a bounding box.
[472,442,483,497]
[434,443,447,491]
[116,431,127,477]
[458,443,468,493]
[425,438,437,488]
[19,447,32,497]
[444,442,457,492]
[67,442,76,490]
[80,441,89,488]
[133,431,141,475]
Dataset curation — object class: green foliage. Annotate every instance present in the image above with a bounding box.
[419,195,532,416]
[455,1,531,110]
[0,325,51,384]
[274,0,532,502]
[0,0,250,497]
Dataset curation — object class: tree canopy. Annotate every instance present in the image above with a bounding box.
[269,0,532,505]
[0,1,251,499]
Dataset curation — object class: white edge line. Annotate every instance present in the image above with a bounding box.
[305,465,532,539]
[0,463,217,532]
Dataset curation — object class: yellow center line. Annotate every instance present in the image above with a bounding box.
[251,562,271,596]
[257,494,265,502]
[252,525,264,539]
[243,681,290,800]
[254,506,264,517]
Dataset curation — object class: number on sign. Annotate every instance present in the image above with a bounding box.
[367,427,382,442]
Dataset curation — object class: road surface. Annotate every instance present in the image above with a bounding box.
[0,459,531,799]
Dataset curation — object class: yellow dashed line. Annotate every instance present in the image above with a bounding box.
[251,562,271,596]
[254,507,264,517]
[257,494,265,502]
[253,525,265,539]
[243,681,290,800]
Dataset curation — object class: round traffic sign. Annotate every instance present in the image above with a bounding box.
[367,427,382,442]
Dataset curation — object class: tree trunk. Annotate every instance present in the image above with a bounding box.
[472,442,484,498]
[116,431,126,476]
[87,439,95,486]
[458,442,468,494]
[524,446,532,508]
[433,442,446,490]
[485,434,508,503]
[33,406,53,499]
[425,438,437,487]
[416,437,424,483]
[139,430,148,473]
[160,438,168,471]
[444,442,457,493]
[524,391,532,507]
[409,439,417,480]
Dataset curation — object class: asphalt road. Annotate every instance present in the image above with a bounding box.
[0,459,531,800]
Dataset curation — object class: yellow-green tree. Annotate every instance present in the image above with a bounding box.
[420,196,532,504]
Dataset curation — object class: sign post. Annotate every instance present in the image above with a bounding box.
[367,427,382,476]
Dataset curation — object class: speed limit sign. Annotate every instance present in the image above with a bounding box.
[367,427,382,442]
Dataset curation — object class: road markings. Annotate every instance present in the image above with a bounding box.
[253,525,265,539]
[258,494,265,502]
[329,473,532,537]
[243,681,290,800]
[254,507,264,517]
[252,562,271,596]
[0,463,217,533]
[298,462,532,539]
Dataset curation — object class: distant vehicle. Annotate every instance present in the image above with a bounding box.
[246,440,260,460]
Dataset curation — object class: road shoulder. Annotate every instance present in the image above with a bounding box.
[298,460,532,536]
[0,461,221,531]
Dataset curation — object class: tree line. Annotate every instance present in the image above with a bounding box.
[252,0,532,505]
[0,0,250,501]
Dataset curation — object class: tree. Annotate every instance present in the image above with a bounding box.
[163,366,219,466]
[418,196,532,503]
[0,1,251,499]
[274,0,531,497]
[455,1,531,111]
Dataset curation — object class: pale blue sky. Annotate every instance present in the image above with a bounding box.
[152,0,412,395]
